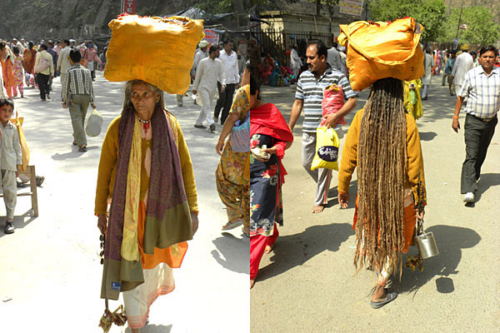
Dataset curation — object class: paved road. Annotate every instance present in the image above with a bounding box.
[251,76,500,333]
[0,72,249,333]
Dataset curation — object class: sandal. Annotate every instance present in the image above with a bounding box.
[79,145,87,152]
[222,219,243,230]
[370,289,398,309]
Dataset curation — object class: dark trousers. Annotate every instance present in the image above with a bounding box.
[214,82,236,124]
[461,113,498,193]
[37,73,50,100]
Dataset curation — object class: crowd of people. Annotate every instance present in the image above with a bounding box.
[2,15,499,329]
[249,33,500,312]
[2,25,251,331]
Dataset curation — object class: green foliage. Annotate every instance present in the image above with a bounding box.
[368,0,446,41]
[195,0,234,14]
[439,6,499,46]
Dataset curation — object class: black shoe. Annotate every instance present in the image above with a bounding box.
[209,124,216,132]
[79,146,87,152]
[194,124,207,129]
[17,181,28,188]
[4,222,14,234]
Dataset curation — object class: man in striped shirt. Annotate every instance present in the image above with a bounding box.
[289,40,357,213]
[452,45,500,203]
[62,48,96,152]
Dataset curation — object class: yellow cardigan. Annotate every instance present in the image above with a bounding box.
[94,112,198,215]
[338,109,426,204]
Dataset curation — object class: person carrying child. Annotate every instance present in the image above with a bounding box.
[0,98,22,234]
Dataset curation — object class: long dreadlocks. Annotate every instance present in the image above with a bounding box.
[356,77,407,278]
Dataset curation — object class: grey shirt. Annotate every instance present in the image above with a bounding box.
[327,47,342,72]
[1,120,22,171]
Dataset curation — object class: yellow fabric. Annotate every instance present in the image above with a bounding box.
[338,18,425,91]
[403,79,423,120]
[95,111,198,215]
[122,117,142,262]
[338,109,426,204]
[104,15,205,95]
[11,117,29,172]
[311,127,340,171]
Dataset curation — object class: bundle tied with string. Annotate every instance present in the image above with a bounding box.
[338,17,425,91]
[104,14,205,94]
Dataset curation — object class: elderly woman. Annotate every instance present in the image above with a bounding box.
[95,80,199,332]
[216,67,250,235]
[249,74,293,288]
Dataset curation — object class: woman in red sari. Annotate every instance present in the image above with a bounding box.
[250,74,293,288]
[259,53,276,85]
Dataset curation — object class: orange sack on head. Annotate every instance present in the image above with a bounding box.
[104,15,205,94]
[338,17,425,91]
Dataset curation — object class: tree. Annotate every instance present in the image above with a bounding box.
[368,0,447,41]
[439,6,499,45]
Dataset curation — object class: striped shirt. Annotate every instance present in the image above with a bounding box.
[459,66,500,119]
[62,64,95,104]
[295,65,355,132]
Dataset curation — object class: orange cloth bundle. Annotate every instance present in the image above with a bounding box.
[104,15,204,94]
[338,17,425,91]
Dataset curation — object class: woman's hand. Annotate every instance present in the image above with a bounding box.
[261,146,278,156]
[191,212,199,236]
[415,209,425,221]
[339,192,349,209]
[216,139,225,155]
[97,214,108,234]
[253,145,277,162]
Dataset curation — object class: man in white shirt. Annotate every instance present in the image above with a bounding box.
[214,39,240,124]
[326,42,342,72]
[10,38,24,55]
[290,44,302,80]
[338,45,347,76]
[452,45,474,97]
[452,45,500,204]
[192,45,225,132]
[56,39,72,100]
[191,40,209,80]
[180,40,209,107]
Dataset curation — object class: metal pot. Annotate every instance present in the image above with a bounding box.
[414,231,439,259]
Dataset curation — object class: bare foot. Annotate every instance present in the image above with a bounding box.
[312,205,325,213]
[264,244,274,254]
[250,279,255,289]
[372,284,387,302]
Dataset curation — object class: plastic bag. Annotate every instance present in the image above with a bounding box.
[34,56,50,74]
[311,127,340,171]
[338,17,425,91]
[12,111,29,172]
[321,84,346,126]
[104,15,205,95]
[86,108,103,137]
